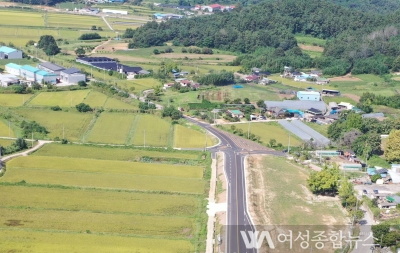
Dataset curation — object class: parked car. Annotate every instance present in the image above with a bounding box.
[363,189,368,194]
[373,189,379,194]
[364,181,372,185]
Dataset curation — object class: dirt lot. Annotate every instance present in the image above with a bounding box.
[278,94,295,99]
[298,44,324,52]
[93,53,159,63]
[343,93,361,102]
[100,43,129,51]
[330,74,362,82]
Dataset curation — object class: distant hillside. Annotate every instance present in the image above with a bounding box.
[330,0,400,14]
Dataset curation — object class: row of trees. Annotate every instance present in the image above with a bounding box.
[360,92,400,109]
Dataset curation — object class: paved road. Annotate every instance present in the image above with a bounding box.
[184,116,283,252]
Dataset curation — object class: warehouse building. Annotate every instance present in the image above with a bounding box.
[5,63,22,76]
[297,91,321,101]
[60,68,86,84]
[76,57,116,66]
[102,9,128,15]
[0,46,23,59]
[36,70,57,84]
[264,100,327,113]
[38,62,65,78]
[0,74,19,87]
[20,65,40,82]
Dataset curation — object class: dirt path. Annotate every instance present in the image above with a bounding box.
[102,16,114,31]
[1,140,53,162]
[330,73,362,82]
[91,39,112,54]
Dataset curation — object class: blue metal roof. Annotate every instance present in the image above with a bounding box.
[5,63,21,70]
[0,46,17,54]
[36,70,56,76]
[21,65,40,73]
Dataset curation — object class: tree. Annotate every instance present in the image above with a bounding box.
[269,139,276,147]
[230,125,236,133]
[349,209,364,224]
[351,133,381,158]
[108,70,114,76]
[340,129,362,148]
[328,120,346,140]
[162,106,182,120]
[50,105,62,111]
[256,100,264,108]
[338,178,354,206]
[75,103,92,112]
[233,98,241,104]
[75,47,85,56]
[385,130,400,163]
[346,112,363,130]
[91,25,97,30]
[153,49,160,55]
[79,33,101,40]
[244,98,250,104]
[13,138,28,150]
[307,164,340,195]
[78,81,87,87]
[372,224,390,245]
[371,174,382,183]
[38,35,60,56]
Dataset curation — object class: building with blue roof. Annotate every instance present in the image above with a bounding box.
[36,70,57,84]
[20,65,40,82]
[0,46,22,59]
[5,63,22,76]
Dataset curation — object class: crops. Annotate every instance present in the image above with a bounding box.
[0,9,44,26]
[0,139,14,147]
[28,90,90,107]
[0,120,14,137]
[47,13,109,30]
[14,108,93,141]
[82,90,108,107]
[86,112,135,144]
[0,94,33,107]
[104,97,138,110]
[174,124,216,148]
[130,114,172,146]
[34,143,199,160]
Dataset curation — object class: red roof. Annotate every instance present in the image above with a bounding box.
[246,75,258,81]
[180,80,191,84]
[209,4,222,8]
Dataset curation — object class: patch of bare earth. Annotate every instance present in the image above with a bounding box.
[330,74,362,82]
[100,43,129,51]
[298,44,324,52]
[343,93,360,102]
[278,94,295,99]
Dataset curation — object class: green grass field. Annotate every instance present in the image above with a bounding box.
[119,78,160,91]
[14,108,93,141]
[34,143,199,160]
[28,90,90,107]
[223,122,302,147]
[0,139,14,147]
[304,122,329,137]
[0,94,33,107]
[295,34,326,46]
[257,156,346,225]
[130,114,172,146]
[46,13,110,30]
[174,124,216,148]
[86,112,135,144]
[0,120,14,137]
[323,96,357,104]
[0,9,44,27]
[104,97,138,110]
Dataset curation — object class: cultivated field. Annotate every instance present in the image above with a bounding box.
[223,122,302,147]
[0,120,14,137]
[0,139,14,147]
[14,108,93,141]
[174,124,216,148]
[46,12,109,30]
[0,94,33,107]
[82,90,108,107]
[28,90,90,107]
[103,97,138,110]
[0,9,44,27]
[34,143,199,160]
[130,114,172,147]
[86,112,135,144]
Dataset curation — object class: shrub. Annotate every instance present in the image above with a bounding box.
[50,105,62,111]
[75,103,93,112]
[79,33,101,40]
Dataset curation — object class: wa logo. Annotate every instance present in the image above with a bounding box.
[240,231,275,249]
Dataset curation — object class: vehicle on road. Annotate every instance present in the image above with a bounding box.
[373,189,379,194]
[364,181,372,185]
[363,189,367,194]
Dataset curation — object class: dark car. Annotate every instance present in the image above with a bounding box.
[363,189,368,194]
[373,189,379,194]
[364,181,372,185]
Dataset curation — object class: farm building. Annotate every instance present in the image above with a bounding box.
[227,110,244,118]
[36,70,57,84]
[362,112,385,120]
[38,62,65,77]
[76,57,116,66]
[60,68,86,84]
[264,100,327,113]
[5,63,21,76]
[102,9,128,15]
[297,91,321,101]
[338,102,353,110]
[0,74,19,87]
[322,89,340,96]
[315,150,341,157]
[0,46,22,59]
[316,77,330,85]
[90,62,142,75]
[20,65,40,82]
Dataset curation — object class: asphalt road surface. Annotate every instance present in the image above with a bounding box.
[184,116,283,252]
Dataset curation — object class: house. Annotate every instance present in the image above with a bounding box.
[5,63,21,76]
[376,168,389,178]
[246,75,259,82]
[338,102,353,110]
[294,76,308,82]
[173,73,180,78]
[322,89,340,96]
[264,100,327,113]
[251,67,261,73]
[340,163,362,171]
[180,71,189,76]
[0,74,19,87]
[180,80,191,87]
[378,202,397,209]
[297,91,321,101]
[0,46,23,59]
[60,68,86,84]
[306,108,323,116]
[38,62,65,77]
[191,82,200,90]
[20,65,40,82]
[316,77,330,85]
[202,4,222,12]
[163,83,174,89]
[36,70,57,84]
[228,109,244,118]
[310,70,322,77]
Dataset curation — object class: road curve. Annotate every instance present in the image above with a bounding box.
[184,116,283,252]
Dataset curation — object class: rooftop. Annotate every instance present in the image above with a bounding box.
[77,57,115,63]
[39,62,65,71]
[21,65,39,73]
[265,100,327,112]
[36,70,56,76]
[362,112,385,118]
[5,63,21,69]
[230,109,243,115]
[0,46,18,54]
[61,68,81,75]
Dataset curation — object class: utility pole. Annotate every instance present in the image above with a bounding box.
[143,130,146,148]
[205,130,208,151]
[247,120,250,139]
[288,133,291,153]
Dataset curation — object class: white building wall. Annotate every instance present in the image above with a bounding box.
[20,69,36,82]
[5,66,20,76]
[68,73,86,83]
[37,75,57,84]
[7,50,23,59]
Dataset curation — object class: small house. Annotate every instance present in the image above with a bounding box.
[306,108,323,116]
[36,70,57,84]
[310,70,322,77]
[20,65,40,82]
[297,91,321,101]
[245,75,259,82]
[38,62,65,77]
[338,102,353,110]
[0,74,19,87]
[0,46,22,59]
[180,80,191,87]
[316,77,330,85]
[60,68,86,84]
[228,110,244,118]
[329,102,338,110]
[322,89,340,96]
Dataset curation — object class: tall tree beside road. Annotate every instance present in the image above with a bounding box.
[38,35,60,56]
[385,130,400,163]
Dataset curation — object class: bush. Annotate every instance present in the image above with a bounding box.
[78,80,87,87]
[75,103,93,112]
[79,33,101,40]
[50,105,62,111]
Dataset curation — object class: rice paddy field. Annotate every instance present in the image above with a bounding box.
[0,94,33,107]
[46,12,110,30]
[0,120,14,137]
[104,97,138,109]
[0,138,14,147]
[28,90,91,107]
[130,114,172,146]
[0,143,209,252]
[222,122,302,147]
[174,124,216,148]
[86,112,135,144]
[82,90,108,108]
[13,108,93,141]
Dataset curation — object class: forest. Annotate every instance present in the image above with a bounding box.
[124,0,400,75]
